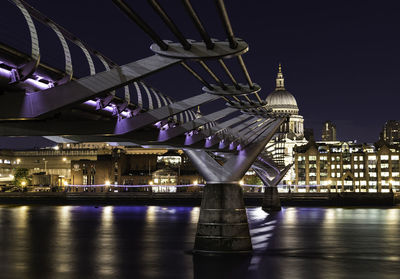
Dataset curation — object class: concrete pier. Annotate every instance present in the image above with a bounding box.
[194,183,252,254]
[262,186,281,212]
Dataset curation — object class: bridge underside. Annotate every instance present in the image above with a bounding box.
[0,0,292,253]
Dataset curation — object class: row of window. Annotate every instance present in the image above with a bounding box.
[298,155,399,161]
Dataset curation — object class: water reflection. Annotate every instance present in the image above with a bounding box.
[0,205,399,279]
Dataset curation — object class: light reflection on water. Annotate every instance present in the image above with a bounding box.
[0,205,399,279]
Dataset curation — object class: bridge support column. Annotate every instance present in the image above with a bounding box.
[253,163,293,213]
[262,186,281,212]
[184,118,284,253]
[194,182,252,254]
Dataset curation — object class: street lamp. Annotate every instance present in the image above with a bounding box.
[105,180,111,186]
[21,181,26,187]
[62,157,67,162]
[193,180,198,186]
[239,180,244,186]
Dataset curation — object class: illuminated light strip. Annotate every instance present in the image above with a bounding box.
[25,78,51,90]
[66,184,205,187]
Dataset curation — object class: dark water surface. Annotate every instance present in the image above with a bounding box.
[0,205,399,279]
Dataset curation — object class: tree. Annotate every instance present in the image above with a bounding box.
[246,175,262,185]
[13,168,30,189]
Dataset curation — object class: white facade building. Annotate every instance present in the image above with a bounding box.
[264,64,307,183]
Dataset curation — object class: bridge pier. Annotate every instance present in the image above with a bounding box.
[194,182,252,253]
[262,186,281,212]
[253,162,292,213]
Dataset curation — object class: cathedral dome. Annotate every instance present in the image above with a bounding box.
[265,64,299,114]
[266,90,298,109]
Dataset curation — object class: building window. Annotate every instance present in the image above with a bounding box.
[332,165,335,170]
[368,155,376,160]
[380,155,389,160]
[359,156,364,161]
[83,175,88,185]
[354,156,358,161]
[360,172,364,178]
[331,173,335,177]
[381,163,389,169]
[391,155,399,160]
[355,173,358,177]
[381,172,389,177]
[320,156,327,161]
[354,165,358,169]
[359,164,364,169]
[336,172,340,177]
[360,181,367,186]
[369,172,377,177]
[309,156,316,161]
[393,172,399,177]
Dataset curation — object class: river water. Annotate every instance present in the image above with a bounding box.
[0,205,399,279]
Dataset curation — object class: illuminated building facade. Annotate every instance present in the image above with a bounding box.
[294,140,400,192]
[264,64,307,181]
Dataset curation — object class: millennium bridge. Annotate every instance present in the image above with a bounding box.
[0,0,292,253]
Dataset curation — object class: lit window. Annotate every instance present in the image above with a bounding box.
[310,181,317,185]
[331,157,335,161]
[391,155,399,160]
[0,159,2,164]
[332,165,335,169]
[360,172,364,177]
[369,172,377,177]
[337,181,342,185]
[381,163,389,168]
[336,172,340,177]
[369,181,377,186]
[359,156,364,161]
[354,156,358,161]
[309,156,316,161]
[380,155,389,160]
[368,155,376,160]
[392,172,399,177]
[331,173,335,177]
[381,172,389,177]
[336,164,341,169]
[354,165,358,169]
[360,181,367,186]
[344,165,351,170]
[320,156,327,161]
[4,160,10,164]
[355,173,358,177]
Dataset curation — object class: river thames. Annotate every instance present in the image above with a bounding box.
[0,205,399,279]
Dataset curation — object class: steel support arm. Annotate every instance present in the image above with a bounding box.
[158,107,236,142]
[184,118,284,183]
[114,93,219,135]
[17,55,180,118]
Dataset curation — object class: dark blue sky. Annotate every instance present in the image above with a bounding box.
[1,0,400,148]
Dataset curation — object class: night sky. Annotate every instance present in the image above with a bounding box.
[1,0,400,148]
